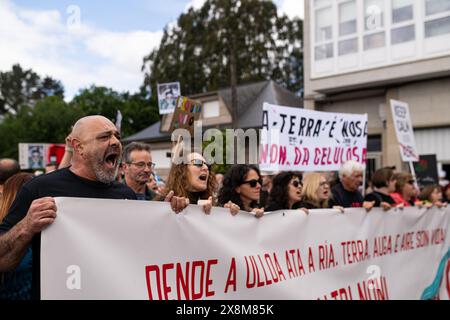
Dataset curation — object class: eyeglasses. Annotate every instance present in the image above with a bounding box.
[190,159,211,170]
[128,162,155,169]
[241,179,262,188]
[291,180,302,188]
[319,181,330,187]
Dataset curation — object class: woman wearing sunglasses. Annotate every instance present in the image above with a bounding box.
[159,150,217,214]
[265,172,307,213]
[390,172,418,207]
[217,164,264,217]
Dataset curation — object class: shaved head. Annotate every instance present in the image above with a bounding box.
[0,158,20,184]
[72,115,116,141]
[70,115,122,183]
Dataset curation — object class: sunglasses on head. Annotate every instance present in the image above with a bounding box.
[190,159,211,170]
[241,179,262,188]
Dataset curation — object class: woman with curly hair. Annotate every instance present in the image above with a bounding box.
[159,149,217,214]
[217,164,264,217]
[265,171,307,213]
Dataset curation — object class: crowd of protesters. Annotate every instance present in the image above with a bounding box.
[0,115,449,300]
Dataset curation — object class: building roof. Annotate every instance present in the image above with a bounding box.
[123,120,170,143]
[219,80,302,129]
[124,80,302,143]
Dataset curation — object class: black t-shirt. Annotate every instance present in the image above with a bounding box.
[0,167,137,299]
[329,183,364,208]
[364,191,396,207]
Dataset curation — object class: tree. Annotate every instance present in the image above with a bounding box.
[142,0,303,98]
[70,86,159,138]
[0,64,64,115]
[0,96,81,159]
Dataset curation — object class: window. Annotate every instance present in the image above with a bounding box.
[392,0,414,24]
[425,0,450,16]
[339,1,357,36]
[391,0,415,45]
[314,1,333,61]
[310,0,450,78]
[391,25,415,44]
[425,16,450,37]
[315,43,334,60]
[203,100,220,118]
[339,38,358,55]
[365,0,384,31]
[315,7,333,42]
[314,0,331,7]
[364,32,385,50]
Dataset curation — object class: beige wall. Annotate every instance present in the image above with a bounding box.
[308,77,450,169]
[317,95,385,135]
[307,56,450,96]
[398,78,450,128]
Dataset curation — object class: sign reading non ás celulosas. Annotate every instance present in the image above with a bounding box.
[259,103,368,172]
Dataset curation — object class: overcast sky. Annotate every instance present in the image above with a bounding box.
[0,0,304,99]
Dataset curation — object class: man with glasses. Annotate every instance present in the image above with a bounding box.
[122,142,157,201]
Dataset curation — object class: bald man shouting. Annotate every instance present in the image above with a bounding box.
[0,116,136,299]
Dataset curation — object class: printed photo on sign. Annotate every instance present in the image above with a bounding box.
[157,82,181,115]
[28,145,44,169]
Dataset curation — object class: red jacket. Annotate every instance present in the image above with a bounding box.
[390,192,411,207]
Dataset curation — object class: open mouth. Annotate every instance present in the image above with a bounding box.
[104,151,119,169]
[199,174,208,182]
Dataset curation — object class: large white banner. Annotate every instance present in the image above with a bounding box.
[390,99,419,162]
[41,198,450,300]
[259,103,368,172]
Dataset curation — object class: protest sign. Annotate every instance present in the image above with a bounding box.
[259,103,368,172]
[169,96,202,135]
[157,82,181,115]
[413,154,439,188]
[390,99,419,162]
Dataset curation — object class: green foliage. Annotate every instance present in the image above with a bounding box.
[202,129,231,174]
[71,86,160,138]
[0,64,64,114]
[0,96,82,159]
[0,66,160,159]
[142,0,303,96]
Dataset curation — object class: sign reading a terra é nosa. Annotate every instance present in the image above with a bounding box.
[259,103,368,172]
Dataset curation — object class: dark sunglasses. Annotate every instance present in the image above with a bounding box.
[190,159,211,170]
[291,180,302,188]
[241,179,262,188]
[408,180,415,185]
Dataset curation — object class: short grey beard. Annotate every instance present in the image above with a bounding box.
[92,160,118,184]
